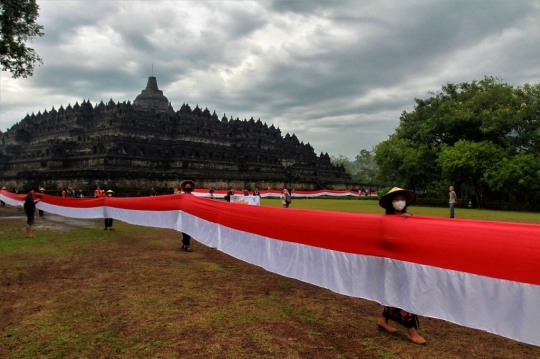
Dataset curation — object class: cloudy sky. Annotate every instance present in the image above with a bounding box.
[1,0,539,159]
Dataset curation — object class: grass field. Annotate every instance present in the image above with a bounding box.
[263,197,540,223]
[1,201,539,358]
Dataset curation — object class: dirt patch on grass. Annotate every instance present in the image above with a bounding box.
[0,205,102,232]
[1,205,539,358]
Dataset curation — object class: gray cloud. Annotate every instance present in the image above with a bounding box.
[1,0,539,159]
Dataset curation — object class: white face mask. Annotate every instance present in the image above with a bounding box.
[392,200,406,211]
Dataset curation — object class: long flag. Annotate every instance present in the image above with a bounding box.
[1,190,538,346]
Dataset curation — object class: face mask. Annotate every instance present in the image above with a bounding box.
[392,200,406,211]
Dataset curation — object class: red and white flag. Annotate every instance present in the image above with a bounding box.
[2,190,539,346]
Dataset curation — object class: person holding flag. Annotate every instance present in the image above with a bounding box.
[376,187,427,345]
[180,180,195,252]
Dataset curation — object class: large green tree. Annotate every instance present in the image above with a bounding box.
[375,77,540,206]
[354,149,378,184]
[0,0,44,78]
[330,149,380,184]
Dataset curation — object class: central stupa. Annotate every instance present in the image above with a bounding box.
[133,76,171,111]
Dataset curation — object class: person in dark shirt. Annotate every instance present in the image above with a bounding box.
[225,188,234,202]
[24,188,41,238]
[180,180,195,252]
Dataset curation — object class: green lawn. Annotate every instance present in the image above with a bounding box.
[1,202,539,358]
[262,198,540,223]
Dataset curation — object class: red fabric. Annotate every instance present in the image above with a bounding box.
[2,190,539,285]
[179,196,540,286]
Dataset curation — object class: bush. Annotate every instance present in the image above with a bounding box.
[377,187,394,200]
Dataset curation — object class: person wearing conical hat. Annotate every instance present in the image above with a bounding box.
[104,190,115,231]
[376,187,427,345]
[179,180,195,252]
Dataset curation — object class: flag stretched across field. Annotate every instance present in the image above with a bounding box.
[194,188,367,199]
[1,189,539,346]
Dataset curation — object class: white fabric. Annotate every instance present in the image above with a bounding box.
[231,195,261,205]
[1,191,539,346]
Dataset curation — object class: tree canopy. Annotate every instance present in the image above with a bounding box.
[374,77,540,206]
[0,0,44,78]
[331,149,379,185]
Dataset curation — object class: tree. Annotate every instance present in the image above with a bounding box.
[484,153,540,205]
[354,149,377,183]
[374,77,540,204]
[438,140,506,204]
[0,0,44,78]
[374,136,438,190]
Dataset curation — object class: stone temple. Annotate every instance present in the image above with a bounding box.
[0,77,353,194]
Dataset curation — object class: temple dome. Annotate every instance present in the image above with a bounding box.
[133,76,171,111]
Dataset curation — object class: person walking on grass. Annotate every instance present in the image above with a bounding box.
[104,190,115,230]
[24,188,41,238]
[280,188,291,208]
[376,187,427,345]
[180,180,195,252]
[449,186,457,218]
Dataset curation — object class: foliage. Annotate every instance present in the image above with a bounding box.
[0,0,44,78]
[376,186,393,200]
[354,149,378,183]
[331,149,380,184]
[374,77,540,206]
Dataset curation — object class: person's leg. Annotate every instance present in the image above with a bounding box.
[26,213,35,237]
[182,232,192,251]
[407,327,426,344]
[379,307,426,344]
[377,316,397,332]
[449,203,455,218]
[109,219,114,230]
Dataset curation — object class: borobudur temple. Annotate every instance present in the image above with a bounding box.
[0,77,353,193]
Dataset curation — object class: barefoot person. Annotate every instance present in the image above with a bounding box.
[24,188,41,238]
[376,187,427,345]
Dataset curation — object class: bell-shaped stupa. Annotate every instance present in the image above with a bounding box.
[133,76,171,111]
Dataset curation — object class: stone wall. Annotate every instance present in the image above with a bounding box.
[0,79,354,193]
